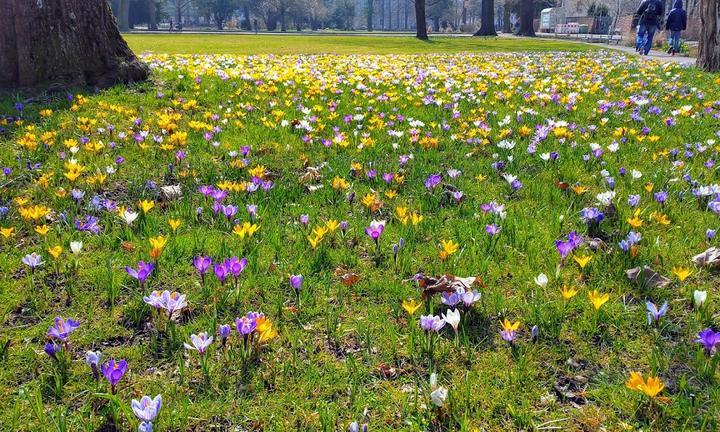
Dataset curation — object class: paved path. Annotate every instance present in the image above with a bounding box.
[599,42,696,65]
[525,33,697,65]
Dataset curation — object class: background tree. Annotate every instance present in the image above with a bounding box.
[473,0,496,35]
[367,0,375,30]
[195,0,240,29]
[414,0,428,38]
[0,0,148,89]
[697,0,719,71]
[119,0,131,30]
[427,0,451,31]
[516,0,534,36]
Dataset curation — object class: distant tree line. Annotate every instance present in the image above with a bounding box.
[109,0,558,37]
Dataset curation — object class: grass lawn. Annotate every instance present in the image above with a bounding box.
[1,38,720,432]
[123,33,596,55]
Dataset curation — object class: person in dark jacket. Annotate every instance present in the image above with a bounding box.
[665,0,687,55]
[634,0,665,55]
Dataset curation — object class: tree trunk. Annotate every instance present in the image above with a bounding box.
[380,0,385,29]
[474,0,497,35]
[368,0,374,31]
[243,6,251,30]
[517,0,535,36]
[0,0,148,90]
[502,2,511,32]
[397,0,401,29]
[118,0,130,31]
[388,0,392,29]
[280,5,287,31]
[415,0,428,38]
[698,0,720,71]
[148,0,158,31]
[404,0,409,29]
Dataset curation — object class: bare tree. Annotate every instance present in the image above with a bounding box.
[0,0,148,90]
[473,0,496,35]
[697,0,719,70]
[516,0,534,35]
[414,0,429,38]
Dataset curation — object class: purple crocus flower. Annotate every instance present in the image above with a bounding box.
[126,261,155,287]
[364,220,385,246]
[628,195,640,207]
[555,240,575,260]
[501,329,517,343]
[101,358,128,393]
[47,316,80,341]
[707,229,716,240]
[645,301,668,325]
[222,205,238,219]
[654,191,669,205]
[219,324,231,346]
[235,315,257,336]
[247,204,257,222]
[132,395,162,428]
[44,342,60,359]
[74,215,102,234]
[300,214,310,227]
[193,256,212,282]
[224,256,248,282]
[461,289,481,307]
[485,224,501,236]
[419,315,445,333]
[695,329,720,355]
[214,263,229,284]
[440,291,461,307]
[22,253,44,270]
[425,174,442,191]
[86,351,101,380]
[581,207,604,223]
[290,274,303,293]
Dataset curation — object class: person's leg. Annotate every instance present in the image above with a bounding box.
[671,30,681,53]
[636,26,645,52]
[644,27,656,55]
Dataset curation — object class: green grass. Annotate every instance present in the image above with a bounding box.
[1,47,719,431]
[124,33,595,55]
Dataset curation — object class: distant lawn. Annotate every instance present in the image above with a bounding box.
[123,33,594,55]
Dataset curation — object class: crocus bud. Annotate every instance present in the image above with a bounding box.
[694,290,707,309]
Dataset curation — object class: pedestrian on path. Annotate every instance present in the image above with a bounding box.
[665,0,687,55]
[634,0,665,55]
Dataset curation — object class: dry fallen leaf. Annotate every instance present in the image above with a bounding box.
[625,266,672,289]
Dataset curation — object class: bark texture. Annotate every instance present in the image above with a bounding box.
[415,0,428,39]
[697,0,720,71]
[517,0,535,36]
[0,0,149,90]
[473,0,497,36]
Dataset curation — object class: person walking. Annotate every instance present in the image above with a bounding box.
[665,0,687,55]
[634,0,664,55]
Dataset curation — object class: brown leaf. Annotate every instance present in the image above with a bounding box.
[625,266,671,289]
[414,274,480,300]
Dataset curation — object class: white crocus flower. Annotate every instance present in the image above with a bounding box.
[120,210,139,226]
[442,309,461,334]
[429,373,448,407]
[694,290,707,308]
[70,241,83,254]
[535,273,548,288]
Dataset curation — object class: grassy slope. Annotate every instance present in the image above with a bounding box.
[1,39,719,432]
